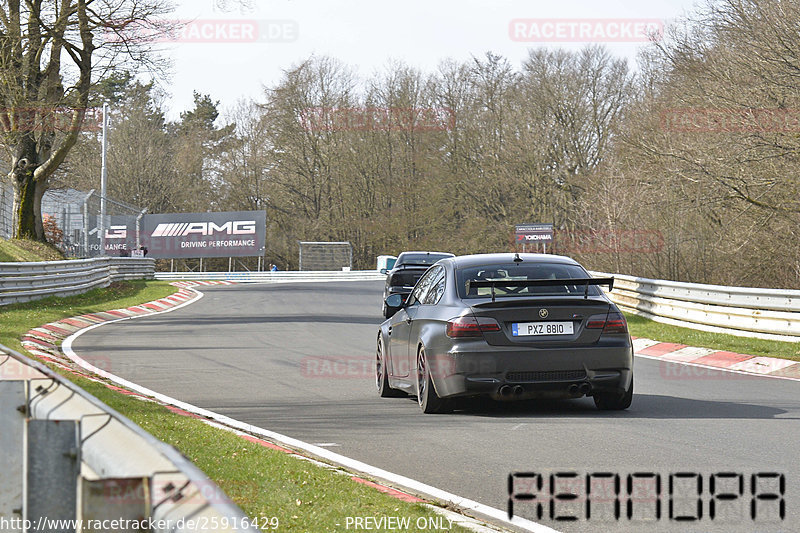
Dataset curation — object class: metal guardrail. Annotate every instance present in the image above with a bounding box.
[0,257,155,306]
[0,343,258,533]
[155,270,386,283]
[592,271,800,342]
[156,269,799,340]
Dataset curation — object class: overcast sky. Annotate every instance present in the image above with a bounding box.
[157,0,704,120]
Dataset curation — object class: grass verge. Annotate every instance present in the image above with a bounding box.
[0,281,175,353]
[625,312,800,362]
[0,237,65,262]
[2,281,474,533]
[75,376,463,532]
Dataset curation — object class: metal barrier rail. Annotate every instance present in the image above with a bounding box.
[591,271,800,342]
[0,258,155,306]
[155,269,798,340]
[0,343,258,533]
[155,270,387,283]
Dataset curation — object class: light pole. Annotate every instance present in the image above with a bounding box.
[100,102,109,255]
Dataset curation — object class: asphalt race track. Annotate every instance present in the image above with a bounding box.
[72,282,800,533]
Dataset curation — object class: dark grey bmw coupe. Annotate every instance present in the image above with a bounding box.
[376,253,633,413]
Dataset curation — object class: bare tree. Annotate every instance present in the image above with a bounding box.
[0,0,174,240]
[263,57,357,223]
[620,0,800,285]
[218,99,273,212]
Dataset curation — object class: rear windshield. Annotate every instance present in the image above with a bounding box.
[389,270,424,288]
[396,253,452,266]
[456,262,602,299]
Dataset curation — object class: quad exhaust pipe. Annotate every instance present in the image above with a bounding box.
[501,383,588,397]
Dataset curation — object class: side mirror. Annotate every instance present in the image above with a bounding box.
[380,268,388,275]
[385,294,404,310]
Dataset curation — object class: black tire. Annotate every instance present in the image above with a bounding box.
[415,347,452,414]
[376,337,404,398]
[594,377,633,410]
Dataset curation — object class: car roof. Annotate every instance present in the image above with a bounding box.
[397,251,454,258]
[444,253,582,269]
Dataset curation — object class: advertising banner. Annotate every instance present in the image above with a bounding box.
[141,210,266,259]
[84,215,138,257]
[515,223,554,244]
[102,216,139,256]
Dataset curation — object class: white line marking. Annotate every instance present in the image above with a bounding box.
[422,504,506,533]
[61,286,560,533]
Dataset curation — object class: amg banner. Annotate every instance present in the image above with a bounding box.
[142,211,266,258]
[85,215,138,257]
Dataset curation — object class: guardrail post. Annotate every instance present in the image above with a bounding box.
[108,259,120,284]
[26,420,81,533]
[0,381,26,531]
[82,190,95,258]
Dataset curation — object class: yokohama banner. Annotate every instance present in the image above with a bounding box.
[142,210,266,258]
[515,223,554,244]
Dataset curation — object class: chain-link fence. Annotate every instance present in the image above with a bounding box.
[0,180,145,258]
[298,241,353,271]
[0,177,13,240]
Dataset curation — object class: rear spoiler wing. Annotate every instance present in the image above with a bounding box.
[466,277,614,302]
[392,264,435,272]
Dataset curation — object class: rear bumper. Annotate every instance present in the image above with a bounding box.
[427,341,633,400]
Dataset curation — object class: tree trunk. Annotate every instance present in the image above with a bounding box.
[33,178,47,240]
[11,136,45,241]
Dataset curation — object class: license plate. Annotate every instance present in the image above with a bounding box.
[512,321,574,336]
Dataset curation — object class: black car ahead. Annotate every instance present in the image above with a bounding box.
[381,251,454,318]
[376,253,633,413]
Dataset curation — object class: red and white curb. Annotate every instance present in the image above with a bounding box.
[23,282,532,533]
[170,280,237,288]
[20,283,226,378]
[633,338,800,381]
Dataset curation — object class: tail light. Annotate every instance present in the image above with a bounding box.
[586,312,628,334]
[446,316,501,338]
